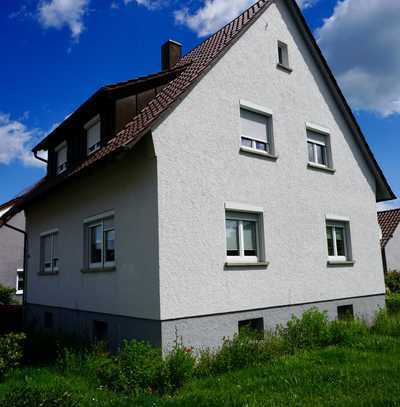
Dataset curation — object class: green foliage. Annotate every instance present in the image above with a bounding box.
[0,284,15,305]
[373,308,400,337]
[328,318,369,346]
[0,332,25,380]
[386,293,400,315]
[385,271,400,293]
[277,308,332,351]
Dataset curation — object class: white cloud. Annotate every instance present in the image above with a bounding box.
[175,0,319,37]
[316,0,400,117]
[124,0,166,10]
[0,113,45,168]
[38,0,90,41]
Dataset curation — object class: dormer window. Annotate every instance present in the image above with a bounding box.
[55,141,67,174]
[85,115,101,156]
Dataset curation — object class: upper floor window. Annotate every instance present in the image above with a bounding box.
[84,213,115,270]
[240,101,273,155]
[225,210,263,264]
[55,141,67,174]
[277,41,291,71]
[306,125,333,170]
[40,230,59,274]
[326,219,352,263]
[85,115,101,156]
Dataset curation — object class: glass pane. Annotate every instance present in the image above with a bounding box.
[240,109,268,142]
[308,142,315,162]
[87,121,101,152]
[335,227,346,256]
[90,225,102,264]
[255,141,267,151]
[241,137,253,148]
[226,220,239,256]
[278,46,283,64]
[243,221,257,256]
[105,229,115,263]
[315,144,327,165]
[326,226,334,256]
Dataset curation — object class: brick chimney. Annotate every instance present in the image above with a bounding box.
[161,40,182,70]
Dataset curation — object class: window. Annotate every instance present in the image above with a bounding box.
[307,129,330,167]
[93,320,108,342]
[240,107,272,153]
[277,41,289,68]
[16,269,23,295]
[40,230,59,273]
[85,115,101,155]
[55,141,67,174]
[85,215,115,270]
[238,318,264,334]
[326,221,351,262]
[226,211,263,263]
[44,312,54,329]
[337,305,354,321]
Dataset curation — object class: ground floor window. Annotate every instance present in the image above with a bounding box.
[337,305,354,320]
[16,269,23,295]
[93,320,108,342]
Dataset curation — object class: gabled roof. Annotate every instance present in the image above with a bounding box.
[378,208,400,248]
[1,0,395,225]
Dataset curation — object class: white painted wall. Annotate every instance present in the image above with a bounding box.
[153,1,385,320]
[26,138,160,319]
[385,227,400,272]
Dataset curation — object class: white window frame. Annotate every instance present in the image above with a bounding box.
[55,141,67,174]
[307,139,328,167]
[239,100,274,155]
[84,212,115,270]
[306,124,332,169]
[326,220,351,262]
[85,115,101,156]
[16,268,23,295]
[225,210,263,264]
[40,229,59,274]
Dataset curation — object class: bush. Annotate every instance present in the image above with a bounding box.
[385,271,400,293]
[373,308,400,337]
[0,284,15,305]
[0,379,80,407]
[277,308,331,351]
[0,332,26,380]
[96,339,163,395]
[386,293,400,315]
[328,318,369,346]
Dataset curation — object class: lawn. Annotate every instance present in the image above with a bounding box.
[1,304,400,406]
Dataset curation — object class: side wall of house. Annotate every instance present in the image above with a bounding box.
[0,211,24,291]
[25,138,161,344]
[153,0,385,347]
[385,226,400,272]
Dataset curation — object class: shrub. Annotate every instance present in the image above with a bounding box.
[328,318,369,346]
[386,293,400,315]
[0,379,80,407]
[0,332,26,380]
[0,284,15,305]
[373,308,400,337]
[385,271,400,293]
[277,308,331,351]
[96,339,163,395]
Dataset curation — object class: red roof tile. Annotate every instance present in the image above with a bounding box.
[378,208,400,248]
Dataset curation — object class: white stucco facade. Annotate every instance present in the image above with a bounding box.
[153,1,384,320]
[385,227,400,272]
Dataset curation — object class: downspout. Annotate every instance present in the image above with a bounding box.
[3,223,28,315]
[34,151,48,164]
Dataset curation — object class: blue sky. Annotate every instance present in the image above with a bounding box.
[0,0,399,210]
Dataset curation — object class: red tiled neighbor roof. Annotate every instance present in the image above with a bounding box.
[378,208,400,248]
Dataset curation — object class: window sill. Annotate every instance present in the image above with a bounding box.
[38,271,59,276]
[240,147,278,160]
[276,63,293,73]
[307,163,336,174]
[327,260,355,267]
[81,266,116,274]
[225,261,269,269]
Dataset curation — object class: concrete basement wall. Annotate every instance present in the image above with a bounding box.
[153,0,385,321]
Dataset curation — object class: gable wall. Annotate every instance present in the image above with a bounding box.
[385,226,400,272]
[153,1,384,320]
[25,137,160,319]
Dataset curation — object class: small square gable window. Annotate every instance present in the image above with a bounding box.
[277,41,291,72]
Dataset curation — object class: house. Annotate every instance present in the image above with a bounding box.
[0,198,25,301]
[0,0,395,351]
[378,208,400,273]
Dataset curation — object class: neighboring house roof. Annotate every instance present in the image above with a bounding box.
[378,208,400,248]
[0,0,395,225]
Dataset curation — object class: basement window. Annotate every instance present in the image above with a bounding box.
[337,305,354,321]
[85,115,101,155]
[93,320,108,342]
[44,312,54,329]
[238,318,264,334]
